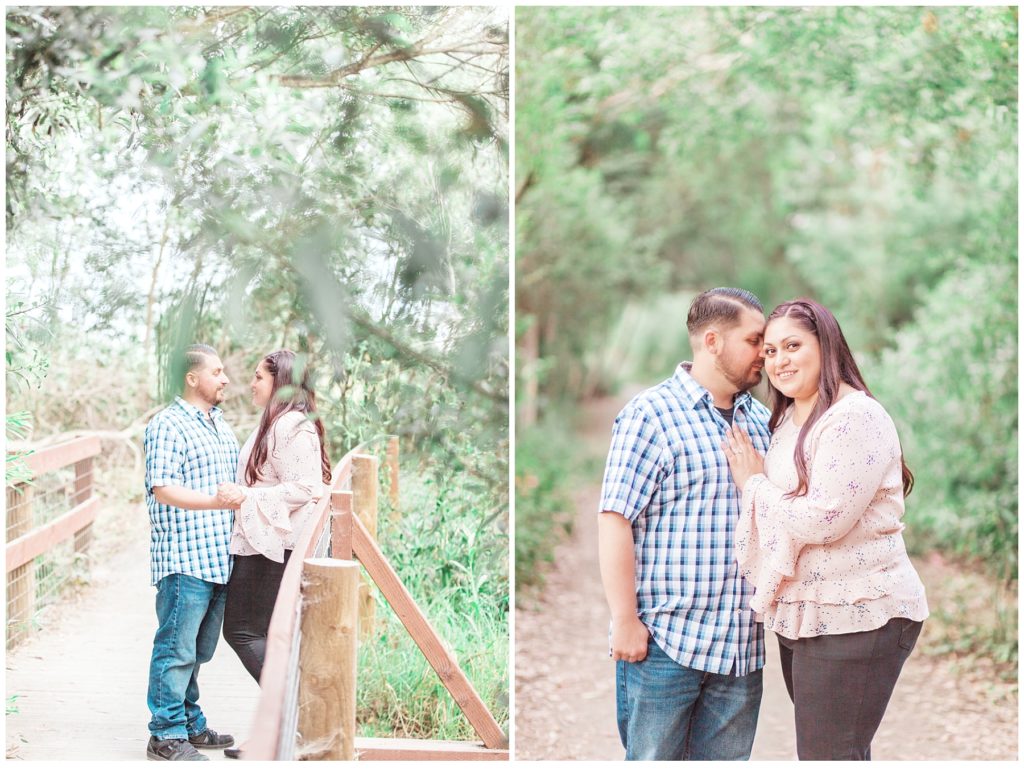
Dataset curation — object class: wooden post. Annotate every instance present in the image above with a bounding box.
[330,490,353,561]
[352,454,379,537]
[352,454,378,639]
[386,436,400,520]
[6,485,35,648]
[72,457,94,564]
[297,558,360,761]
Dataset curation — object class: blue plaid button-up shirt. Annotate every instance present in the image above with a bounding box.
[144,397,239,586]
[600,363,771,676]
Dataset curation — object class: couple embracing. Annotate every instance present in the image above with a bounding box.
[143,345,331,761]
[599,288,929,761]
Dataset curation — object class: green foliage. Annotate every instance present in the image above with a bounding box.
[6,298,51,484]
[518,5,1016,357]
[156,286,210,403]
[6,7,509,738]
[514,417,576,590]
[5,410,33,487]
[589,292,697,395]
[6,4,508,479]
[516,6,1017,583]
[915,556,1017,681]
[357,465,507,739]
[872,260,1017,579]
[5,299,51,393]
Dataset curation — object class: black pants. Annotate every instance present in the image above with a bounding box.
[223,551,291,683]
[778,617,923,760]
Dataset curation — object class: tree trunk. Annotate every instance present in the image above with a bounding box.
[143,211,171,400]
[518,315,539,429]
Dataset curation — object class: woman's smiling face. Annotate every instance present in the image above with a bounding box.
[763,316,821,403]
[250,360,274,408]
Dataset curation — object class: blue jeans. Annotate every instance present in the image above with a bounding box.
[147,573,227,740]
[616,638,762,760]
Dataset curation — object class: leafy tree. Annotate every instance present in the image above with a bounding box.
[6,6,509,735]
[515,6,1017,579]
[7,5,508,481]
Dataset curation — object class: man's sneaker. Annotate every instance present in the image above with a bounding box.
[146,736,209,761]
[188,728,235,749]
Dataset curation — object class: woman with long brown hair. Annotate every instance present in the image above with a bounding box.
[218,350,331,685]
[721,298,928,760]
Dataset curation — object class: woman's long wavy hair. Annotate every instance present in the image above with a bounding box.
[244,350,331,486]
[766,299,913,498]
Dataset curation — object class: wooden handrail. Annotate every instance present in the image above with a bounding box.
[242,435,506,760]
[7,436,101,484]
[6,496,100,571]
[6,435,102,650]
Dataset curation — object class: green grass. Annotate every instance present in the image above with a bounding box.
[354,464,508,741]
[514,415,577,591]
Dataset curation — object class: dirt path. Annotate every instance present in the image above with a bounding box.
[514,392,1018,760]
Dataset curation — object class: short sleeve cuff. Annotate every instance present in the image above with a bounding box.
[598,494,635,522]
[148,475,185,494]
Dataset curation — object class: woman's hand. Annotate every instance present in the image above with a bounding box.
[722,424,765,491]
[216,482,245,510]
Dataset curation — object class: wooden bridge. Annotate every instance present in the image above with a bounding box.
[5,435,508,761]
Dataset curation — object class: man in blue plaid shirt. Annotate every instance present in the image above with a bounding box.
[599,288,772,760]
[144,344,241,761]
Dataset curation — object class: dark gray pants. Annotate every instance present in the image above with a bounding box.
[778,617,923,760]
[223,551,291,683]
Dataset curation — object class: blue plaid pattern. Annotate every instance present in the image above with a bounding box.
[145,397,240,586]
[600,363,772,676]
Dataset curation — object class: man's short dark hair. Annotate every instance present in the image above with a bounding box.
[184,343,218,374]
[686,288,764,338]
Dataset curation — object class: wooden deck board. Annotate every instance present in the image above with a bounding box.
[5,516,259,761]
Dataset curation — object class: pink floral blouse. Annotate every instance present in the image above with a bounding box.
[736,391,928,639]
[230,410,325,562]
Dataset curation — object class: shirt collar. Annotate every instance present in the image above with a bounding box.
[673,362,753,413]
[173,396,223,421]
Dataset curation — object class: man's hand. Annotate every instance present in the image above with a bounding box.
[610,614,649,662]
[599,511,649,662]
[216,482,245,509]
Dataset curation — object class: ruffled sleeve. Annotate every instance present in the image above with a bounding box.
[234,412,325,562]
[735,473,800,614]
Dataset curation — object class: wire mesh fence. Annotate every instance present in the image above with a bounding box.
[6,451,97,650]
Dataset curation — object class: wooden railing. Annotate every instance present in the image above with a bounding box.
[6,436,102,649]
[244,437,508,760]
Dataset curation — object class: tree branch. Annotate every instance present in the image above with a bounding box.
[348,308,506,405]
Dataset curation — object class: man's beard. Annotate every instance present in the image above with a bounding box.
[198,384,224,406]
[716,353,762,394]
